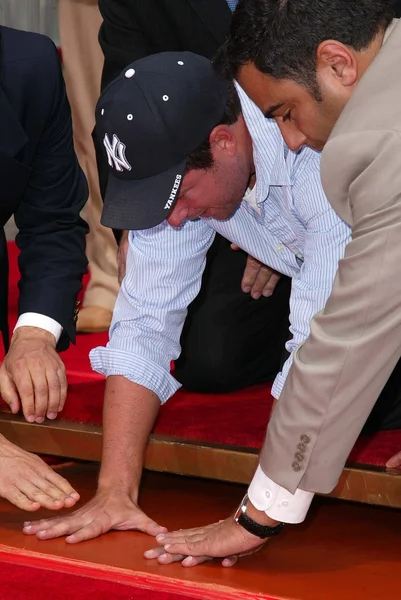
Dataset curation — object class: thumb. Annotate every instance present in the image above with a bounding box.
[145,521,168,537]
[386,451,401,468]
[0,369,20,414]
[230,243,240,251]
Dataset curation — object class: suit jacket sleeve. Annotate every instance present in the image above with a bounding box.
[259,128,401,494]
[14,38,88,351]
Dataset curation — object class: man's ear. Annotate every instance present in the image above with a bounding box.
[209,124,237,156]
[316,40,358,87]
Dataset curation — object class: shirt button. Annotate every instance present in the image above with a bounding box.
[265,490,271,499]
[300,434,311,444]
[282,501,289,507]
[275,244,284,253]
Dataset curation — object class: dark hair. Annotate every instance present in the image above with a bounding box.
[224,0,394,98]
[185,79,241,172]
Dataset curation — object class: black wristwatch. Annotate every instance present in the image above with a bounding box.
[234,494,285,539]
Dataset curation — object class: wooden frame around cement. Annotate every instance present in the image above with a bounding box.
[0,413,400,509]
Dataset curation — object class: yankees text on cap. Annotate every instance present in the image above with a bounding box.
[95,51,229,230]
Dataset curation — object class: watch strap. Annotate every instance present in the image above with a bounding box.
[237,511,285,539]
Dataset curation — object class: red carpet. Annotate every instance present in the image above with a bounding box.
[0,561,197,600]
[2,242,401,468]
[0,547,276,600]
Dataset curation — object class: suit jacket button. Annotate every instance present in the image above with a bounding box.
[297,443,307,452]
[294,452,304,462]
[300,435,311,444]
[292,461,302,472]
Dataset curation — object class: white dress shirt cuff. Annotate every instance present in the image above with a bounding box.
[248,465,314,524]
[14,313,63,343]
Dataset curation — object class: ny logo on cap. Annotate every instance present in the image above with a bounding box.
[103,133,132,172]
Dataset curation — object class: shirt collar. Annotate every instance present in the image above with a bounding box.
[236,83,291,205]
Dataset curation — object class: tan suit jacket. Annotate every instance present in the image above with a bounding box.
[260,19,401,494]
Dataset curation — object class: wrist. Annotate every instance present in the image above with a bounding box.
[234,493,284,539]
[245,498,279,528]
[11,326,56,347]
[97,473,139,503]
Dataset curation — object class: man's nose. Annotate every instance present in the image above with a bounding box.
[277,121,307,152]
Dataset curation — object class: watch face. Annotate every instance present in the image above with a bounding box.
[234,493,249,522]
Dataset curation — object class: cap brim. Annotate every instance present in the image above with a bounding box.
[101,159,186,230]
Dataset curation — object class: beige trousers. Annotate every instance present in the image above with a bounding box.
[59,0,119,312]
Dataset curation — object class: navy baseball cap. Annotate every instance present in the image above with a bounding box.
[96,51,229,230]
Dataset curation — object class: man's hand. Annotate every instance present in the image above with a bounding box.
[0,326,66,423]
[145,499,279,568]
[117,230,129,284]
[386,450,401,469]
[231,244,281,299]
[144,516,267,568]
[22,488,167,543]
[0,434,79,511]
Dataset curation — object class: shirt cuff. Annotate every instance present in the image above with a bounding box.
[248,465,314,524]
[89,346,181,403]
[14,313,63,343]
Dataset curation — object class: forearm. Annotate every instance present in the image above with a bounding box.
[97,375,160,499]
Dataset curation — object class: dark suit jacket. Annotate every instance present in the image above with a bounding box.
[0,26,88,351]
[99,0,232,89]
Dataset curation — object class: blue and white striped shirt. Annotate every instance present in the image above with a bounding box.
[90,89,351,402]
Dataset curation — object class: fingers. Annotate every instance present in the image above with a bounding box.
[57,365,68,413]
[23,516,64,537]
[160,540,202,557]
[241,255,263,295]
[27,369,48,423]
[248,266,274,299]
[0,368,20,414]
[5,360,36,422]
[15,478,66,511]
[24,513,101,543]
[157,551,188,565]
[45,469,80,502]
[262,271,281,297]
[386,450,401,468]
[45,367,61,420]
[144,546,166,560]
[0,440,79,511]
[181,555,212,567]
[222,555,239,568]
[16,462,80,511]
[3,334,65,423]
[11,361,65,423]
[3,487,41,512]
[144,546,212,567]
[143,520,168,537]
[244,264,278,299]
[65,519,107,544]
[241,255,281,299]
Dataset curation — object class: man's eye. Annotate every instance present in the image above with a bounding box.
[282,111,292,122]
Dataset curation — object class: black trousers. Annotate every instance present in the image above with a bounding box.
[174,233,291,393]
[364,357,401,432]
[182,233,401,431]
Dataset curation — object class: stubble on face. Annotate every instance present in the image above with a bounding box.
[237,63,346,150]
